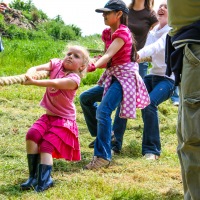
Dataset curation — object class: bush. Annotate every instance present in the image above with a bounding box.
[22,7,48,22]
[38,20,78,41]
[27,30,50,40]
[71,24,82,37]
[37,9,48,20]
[5,24,28,39]
[31,9,40,22]
[1,0,81,41]
[60,25,77,40]
[22,11,32,21]
[0,15,6,32]
[9,0,33,12]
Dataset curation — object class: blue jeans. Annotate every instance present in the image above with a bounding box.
[95,78,123,160]
[79,85,103,137]
[171,86,179,103]
[79,78,127,157]
[142,75,174,156]
[139,62,148,79]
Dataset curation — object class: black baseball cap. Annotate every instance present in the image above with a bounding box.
[95,0,129,14]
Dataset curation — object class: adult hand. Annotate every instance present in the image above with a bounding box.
[136,53,141,63]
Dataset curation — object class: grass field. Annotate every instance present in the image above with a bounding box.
[0,38,183,199]
[0,84,183,200]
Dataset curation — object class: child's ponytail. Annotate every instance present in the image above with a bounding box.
[120,13,137,62]
[131,34,137,62]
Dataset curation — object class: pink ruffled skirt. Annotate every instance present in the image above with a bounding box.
[31,114,81,161]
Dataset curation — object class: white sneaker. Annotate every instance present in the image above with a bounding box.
[173,102,179,106]
[111,149,120,156]
[144,153,159,160]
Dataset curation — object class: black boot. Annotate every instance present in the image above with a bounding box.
[35,164,54,192]
[20,154,39,190]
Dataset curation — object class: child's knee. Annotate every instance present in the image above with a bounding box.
[26,128,42,144]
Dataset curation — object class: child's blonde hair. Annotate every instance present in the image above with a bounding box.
[63,44,90,78]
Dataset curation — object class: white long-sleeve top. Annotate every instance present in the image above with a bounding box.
[138,24,174,79]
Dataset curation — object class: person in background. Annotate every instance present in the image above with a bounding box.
[166,1,200,199]
[128,0,158,78]
[79,0,130,155]
[137,0,174,160]
[0,2,9,13]
[83,0,150,170]
[103,0,158,154]
[80,0,158,156]
[0,2,9,52]
[20,45,90,192]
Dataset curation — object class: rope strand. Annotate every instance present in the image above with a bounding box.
[0,71,49,86]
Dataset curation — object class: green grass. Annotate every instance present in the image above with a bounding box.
[0,38,183,199]
[0,85,183,200]
[0,36,103,76]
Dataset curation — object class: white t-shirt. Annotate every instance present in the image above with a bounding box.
[138,24,174,79]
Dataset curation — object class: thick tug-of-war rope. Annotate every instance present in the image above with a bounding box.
[139,57,152,63]
[0,71,49,86]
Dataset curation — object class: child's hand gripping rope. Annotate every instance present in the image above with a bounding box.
[0,71,49,86]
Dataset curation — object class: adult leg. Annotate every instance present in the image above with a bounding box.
[177,44,200,200]
[142,75,174,156]
[139,62,148,79]
[171,86,179,106]
[80,85,126,150]
[79,85,104,138]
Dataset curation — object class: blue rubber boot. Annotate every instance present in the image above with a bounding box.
[35,164,54,192]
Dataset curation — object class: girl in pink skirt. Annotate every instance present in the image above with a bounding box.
[20,45,90,192]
